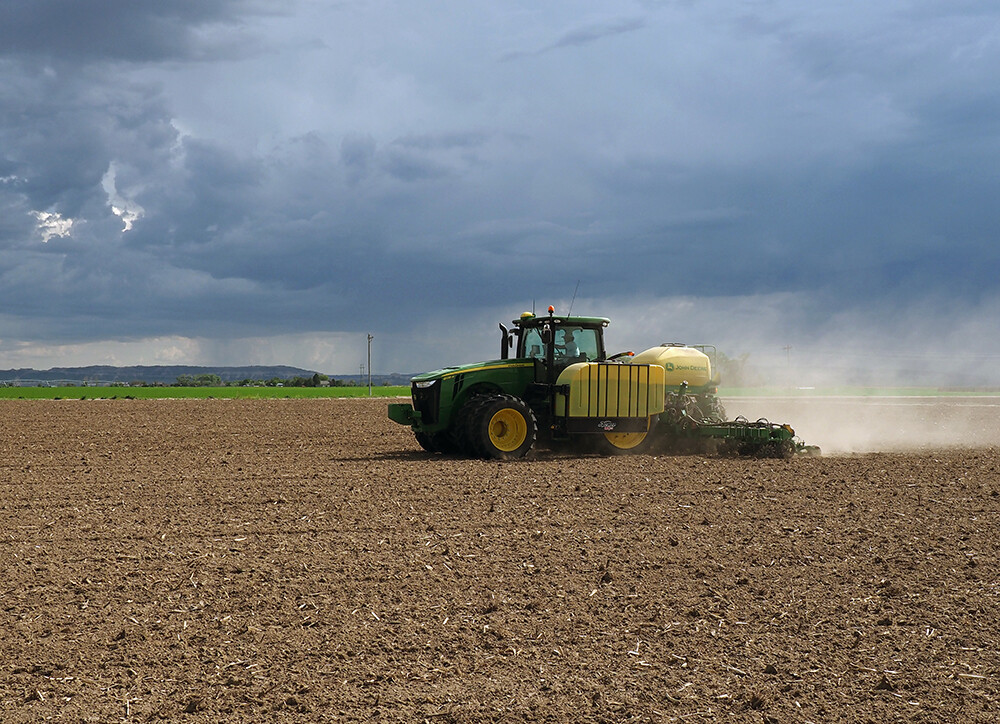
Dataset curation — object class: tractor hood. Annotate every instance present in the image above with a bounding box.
[410,359,529,384]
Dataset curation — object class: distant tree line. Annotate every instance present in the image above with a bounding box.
[168,373,379,387]
[170,373,324,387]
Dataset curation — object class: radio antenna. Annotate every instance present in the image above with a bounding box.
[568,280,581,316]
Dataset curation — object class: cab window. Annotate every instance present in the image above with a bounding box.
[556,327,598,361]
[522,328,546,359]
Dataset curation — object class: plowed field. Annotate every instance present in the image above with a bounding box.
[1,398,998,722]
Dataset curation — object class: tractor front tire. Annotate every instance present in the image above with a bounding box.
[449,396,490,456]
[470,395,536,460]
[414,431,454,454]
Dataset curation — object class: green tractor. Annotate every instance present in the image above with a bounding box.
[388,307,817,459]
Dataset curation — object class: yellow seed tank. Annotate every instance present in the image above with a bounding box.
[630,345,713,387]
[555,362,666,418]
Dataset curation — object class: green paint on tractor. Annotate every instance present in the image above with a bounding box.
[389,307,819,460]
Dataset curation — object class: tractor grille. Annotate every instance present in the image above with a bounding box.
[412,383,441,425]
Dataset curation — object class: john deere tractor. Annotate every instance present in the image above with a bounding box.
[388,307,816,459]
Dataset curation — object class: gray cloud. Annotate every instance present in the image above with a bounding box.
[382,148,451,182]
[502,16,646,60]
[0,0,275,63]
[393,132,489,150]
[340,133,376,185]
[549,17,646,51]
[0,1,997,377]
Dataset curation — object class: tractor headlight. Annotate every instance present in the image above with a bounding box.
[414,379,438,389]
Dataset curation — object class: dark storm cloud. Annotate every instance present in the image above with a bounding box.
[0,0,272,63]
[0,68,178,227]
[0,1,998,374]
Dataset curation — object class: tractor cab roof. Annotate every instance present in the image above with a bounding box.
[512,311,610,330]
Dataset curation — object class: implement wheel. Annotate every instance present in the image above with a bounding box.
[471,395,536,459]
[598,416,656,454]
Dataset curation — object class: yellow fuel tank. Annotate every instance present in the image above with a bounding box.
[631,345,712,387]
[555,362,665,418]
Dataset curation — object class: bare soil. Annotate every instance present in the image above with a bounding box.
[1,398,998,722]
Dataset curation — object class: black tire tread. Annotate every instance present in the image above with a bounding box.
[469,394,536,460]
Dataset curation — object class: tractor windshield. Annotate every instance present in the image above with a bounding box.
[521,326,600,362]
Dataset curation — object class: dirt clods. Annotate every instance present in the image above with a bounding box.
[1,398,998,721]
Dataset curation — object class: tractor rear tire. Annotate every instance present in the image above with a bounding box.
[469,394,536,460]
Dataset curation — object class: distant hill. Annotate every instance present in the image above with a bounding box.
[0,365,321,386]
[0,366,417,387]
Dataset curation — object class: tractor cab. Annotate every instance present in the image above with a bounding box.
[500,308,610,382]
[520,324,601,364]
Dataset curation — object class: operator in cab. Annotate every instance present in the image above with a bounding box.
[559,329,583,360]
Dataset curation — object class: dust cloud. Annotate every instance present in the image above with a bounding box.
[723,396,1000,454]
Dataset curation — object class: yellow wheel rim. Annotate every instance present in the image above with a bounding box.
[488,408,528,452]
[604,417,652,450]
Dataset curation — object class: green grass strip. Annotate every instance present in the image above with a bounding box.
[0,386,410,400]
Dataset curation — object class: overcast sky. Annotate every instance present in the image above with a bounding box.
[2,1,999,382]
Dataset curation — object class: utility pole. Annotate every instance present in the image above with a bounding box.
[367,334,374,396]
